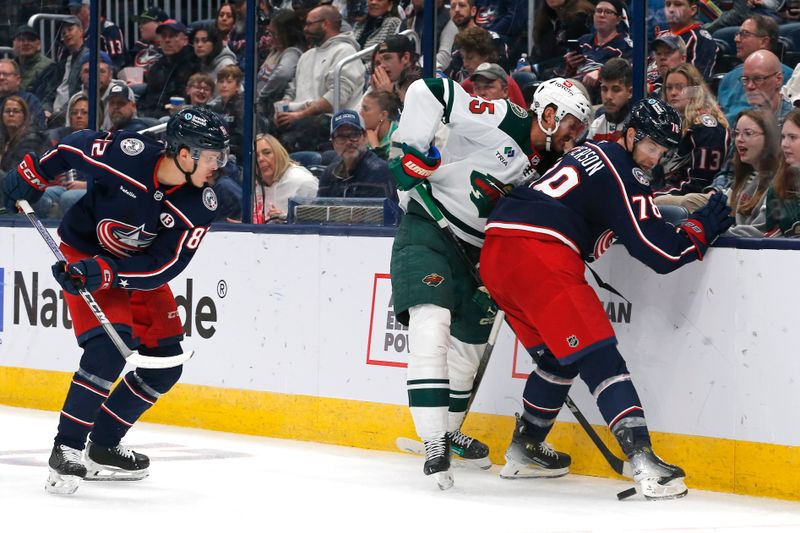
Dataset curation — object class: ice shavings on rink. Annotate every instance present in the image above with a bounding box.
[1,405,800,533]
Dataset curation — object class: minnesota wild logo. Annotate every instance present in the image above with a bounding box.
[469,170,514,217]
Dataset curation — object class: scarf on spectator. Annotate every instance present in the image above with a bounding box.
[357,13,389,48]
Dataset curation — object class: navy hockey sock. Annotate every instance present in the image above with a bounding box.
[55,336,129,450]
[577,345,651,453]
[90,345,183,447]
[520,349,579,442]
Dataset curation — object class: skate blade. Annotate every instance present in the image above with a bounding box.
[85,460,149,481]
[639,476,688,500]
[456,455,491,470]
[431,470,454,490]
[499,458,569,479]
[45,469,82,494]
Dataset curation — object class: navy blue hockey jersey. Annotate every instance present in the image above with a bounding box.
[485,141,702,274]
[38,129,217,290]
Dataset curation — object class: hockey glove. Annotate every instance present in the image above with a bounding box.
[1,153,49,207]
[680,192,733,260]
[471,286,499,324]
[388,143,441,191]
[52,256,119,295]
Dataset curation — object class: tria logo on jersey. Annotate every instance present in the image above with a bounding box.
[96,219,157,257]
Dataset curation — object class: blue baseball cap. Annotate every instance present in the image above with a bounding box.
[157,19,189,35]
[330,109,365,135]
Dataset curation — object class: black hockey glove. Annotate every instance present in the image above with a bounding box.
[680,192,733,260]
[52,256,119,295]
[2,153,49,208]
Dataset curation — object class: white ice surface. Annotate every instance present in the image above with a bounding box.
[2,405,800,533]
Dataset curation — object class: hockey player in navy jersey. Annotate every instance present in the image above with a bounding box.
[480,99,733,500]
[2,106,230,495]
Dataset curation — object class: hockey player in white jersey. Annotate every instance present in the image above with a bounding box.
[388,77,591,489]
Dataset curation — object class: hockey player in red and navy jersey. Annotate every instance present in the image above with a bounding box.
[2,106,230,495]
[480,99,733,500]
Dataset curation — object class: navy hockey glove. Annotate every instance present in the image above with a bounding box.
[388,143,441,191]
[2,153,49,207]
[52,256,119,295]
[680,192,733,259]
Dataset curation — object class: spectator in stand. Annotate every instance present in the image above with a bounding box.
[648,34,687,94]
[192,26,237,85]
[765,109,800,237]
[210,65,246,161]
[360,90,400,160]
[185,73,215,107]
[564,0,632,97]
[12,26,56,97]
[0,59,47,131]
[462,62,527,108]
[78,53,114,99]
[0,97,45,212]
[370,35,422,98]
[274,5,365,152]
[67,0,127,71]
[129,7,167,75]
[655,0,716,79]
[104,82,151,132]
[253,133,318,223]
[405,0,453,69]
[703,0,782,51]
[37,93,91,218]
[528,0,594,78]
[216,3,238,47]
[49,17,87,120]
[353,0,402,53]
[474,0,529,63]
[588,58,633,142]
[725,108,782,236]
[446,26,498,83]
[257,9,306,117]
[139,19,198,119]
[318,109,398,201]
[653,63,730,199]
[741,50,791,119]
[718,15,792,127]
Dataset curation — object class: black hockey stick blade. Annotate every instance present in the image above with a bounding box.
[563,395,631,477]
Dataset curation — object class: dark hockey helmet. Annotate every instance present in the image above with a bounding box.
[624,98,682,150]
[165,106,230,164]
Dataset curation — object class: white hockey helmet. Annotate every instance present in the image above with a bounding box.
[530,78,592,151]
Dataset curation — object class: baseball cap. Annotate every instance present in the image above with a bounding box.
[470,63,507,82]
[104,81,136,103]
[134,6,169,23]
[13,25,39,40]
[652,34,687,54]
[598,0,625,15]
[61,16,82,27]
[67,0,89,7]
[157,19,189,35]
[377,35,414,56]
[330,109,365,135]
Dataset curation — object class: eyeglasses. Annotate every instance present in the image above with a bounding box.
[595,8,619,16]
[3,108,23,115]
[740,72,779,85]
[732,128,764,139]
[332,131,364,144]
[0,71,18,78]
[736,29,764,39]
[189,84,212,92]
[304,18,325,27]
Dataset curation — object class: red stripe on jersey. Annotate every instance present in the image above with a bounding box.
[57,144,148,191]
[61,410,94,427]
[585,142,697,261]
[164,200,194,226]
[485,221,582,255]
[523,398,562,413]
[72,379,110,398]
[100,404,133,427]
[608,405,644,429]
[123,375,155,405]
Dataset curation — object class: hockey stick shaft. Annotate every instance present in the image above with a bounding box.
[414,187,629,476]
[17,200,192,369]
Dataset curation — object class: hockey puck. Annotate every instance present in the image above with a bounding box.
[617,487,637,500]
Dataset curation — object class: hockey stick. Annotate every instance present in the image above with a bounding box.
[414,186,631,479]
[17,200,193,370]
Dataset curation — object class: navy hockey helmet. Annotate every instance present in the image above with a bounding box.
[624,98,682,150]
[165,106,230,164]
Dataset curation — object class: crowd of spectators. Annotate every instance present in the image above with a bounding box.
[1,0,800,237]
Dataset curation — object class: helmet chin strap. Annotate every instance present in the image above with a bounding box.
[537,114,557,152]
[174,152,199,185]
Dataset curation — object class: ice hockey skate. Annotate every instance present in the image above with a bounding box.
[423,435,453,490]
[500,414,571,479]
[85,441,150,481]
[46,444,87,494]
[628,445,687,500]
[447,429,491,470]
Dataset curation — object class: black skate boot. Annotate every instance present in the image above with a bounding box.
[46,444,87,494]
[500,414,571,479]
[628,445,687,500]
[85,441,150,481]
[423,435,453,490]
[447,429,491,470]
